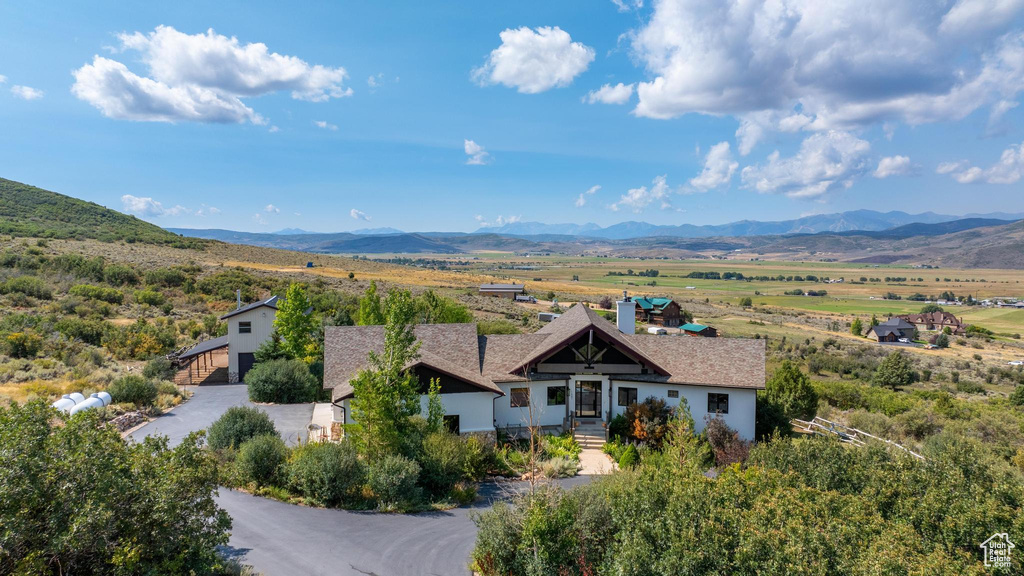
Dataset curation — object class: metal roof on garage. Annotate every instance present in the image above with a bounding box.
[178,335,229,361]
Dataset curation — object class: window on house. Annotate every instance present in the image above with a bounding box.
[511,387,529,408]
[547,386,566,406]
[238,321,252,334]
[617,387,638,407]
[667,390,679,399]
[708,393,729,414]
[443,415,460,435]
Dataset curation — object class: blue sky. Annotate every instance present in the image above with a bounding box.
[2,0,1024,233]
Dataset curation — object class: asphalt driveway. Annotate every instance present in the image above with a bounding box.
[129,384,314,447]
[217,477,592,576]
[129,383,595,575]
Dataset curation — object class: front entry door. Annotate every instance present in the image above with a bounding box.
[575,381,601,418]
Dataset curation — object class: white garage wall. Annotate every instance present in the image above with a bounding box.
[610,380,757,441]
[227,307,276,375]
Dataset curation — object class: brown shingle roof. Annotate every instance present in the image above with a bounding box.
[324,323,501,401]
[324,305,766,399]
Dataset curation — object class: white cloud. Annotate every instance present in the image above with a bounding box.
[689,142,738,191]
[0,75,6,84]
[612,0,644,12]
[475,214,522,228]
[473,26,594,94]
[253,213,267,225]
[196,205,220,217]
[121,195,189,217]
[631,0,1024,137]
[873,155,915,178]
[350,208,371,221]
[464,139,492,165]
[314,120,338,130]
[584,83,634,105]
[268,125,280,133]
[611,175,673,212]
[740,131,871,198]
[11,85,44,100]
[72,25,350,123]
[264,204,280,213]
[936,160,969,174]
[943,141,1024,184]
[575,185,601,207]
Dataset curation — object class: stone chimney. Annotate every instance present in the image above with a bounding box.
[616,290,636,334]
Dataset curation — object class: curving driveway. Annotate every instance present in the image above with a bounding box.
[130,385,592,575]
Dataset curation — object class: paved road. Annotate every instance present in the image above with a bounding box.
[217,477,592,576]
[129,384,314,446]
[131,384,594,575]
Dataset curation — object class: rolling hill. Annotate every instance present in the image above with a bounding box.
[0,178,204,248]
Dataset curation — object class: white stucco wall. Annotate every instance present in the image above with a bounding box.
[610,380,757,441]
[334,392,497,433]
[494,380,571,429]
[226,306,276,375]
[417,392,496,433]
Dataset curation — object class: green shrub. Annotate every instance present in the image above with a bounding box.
[55,317,106,346]
[417,431,469,496]
[4,331,43,358]
[108,374,158,406]
[463,434,493,481]
[143,357,175,381]
[602,438,627,461]
[69,284,124,304]
[196,269,260,302]
[368,454,421,511]
[618,444,639,469]
[1010,386,1024,406]
[134,289,166,307]
[607,414,629,440]
[103,264,139,286]
[101,318,178,360]
[0,401,230,575]
[236,434,288,487]
[542,433,581,460]
[956,380,985,394]
[1,276,52,299]
[145,267,190,287]
[286,440,366,507]
[476,320,521,335]
[540,456,578,478]
[206,406,278,450]
[873,351,914,389]
[245,358,318,404]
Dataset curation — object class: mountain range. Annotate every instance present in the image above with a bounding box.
[471,210,1024,239]
[2,176,1023,268]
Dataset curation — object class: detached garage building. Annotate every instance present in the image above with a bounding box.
[220,295,279,383]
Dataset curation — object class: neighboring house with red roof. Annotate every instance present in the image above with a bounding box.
[324,298,765,440]
[896,311,968,335]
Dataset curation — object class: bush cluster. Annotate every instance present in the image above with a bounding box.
[207,406,277,450]
[245,358,319,403]
[108,374,158,406]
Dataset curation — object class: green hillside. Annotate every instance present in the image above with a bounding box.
[0,178,204,248]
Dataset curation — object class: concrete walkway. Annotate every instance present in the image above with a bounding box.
[578,446,617,475]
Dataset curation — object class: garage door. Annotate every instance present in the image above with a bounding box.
[238,353,256,382]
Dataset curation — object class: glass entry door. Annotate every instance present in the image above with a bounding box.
[575,381,601,418]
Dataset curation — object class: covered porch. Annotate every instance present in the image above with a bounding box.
[174,336,230,386]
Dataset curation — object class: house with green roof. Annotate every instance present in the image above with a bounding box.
[633,296,685,327]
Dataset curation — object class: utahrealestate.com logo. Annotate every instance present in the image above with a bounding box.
[980,533,1015,570]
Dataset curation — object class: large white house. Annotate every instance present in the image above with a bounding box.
[325,298,764,440]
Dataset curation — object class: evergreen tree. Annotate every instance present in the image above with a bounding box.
[873,351,914,389]
[850,318,863,337]
[763,360,818,421]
